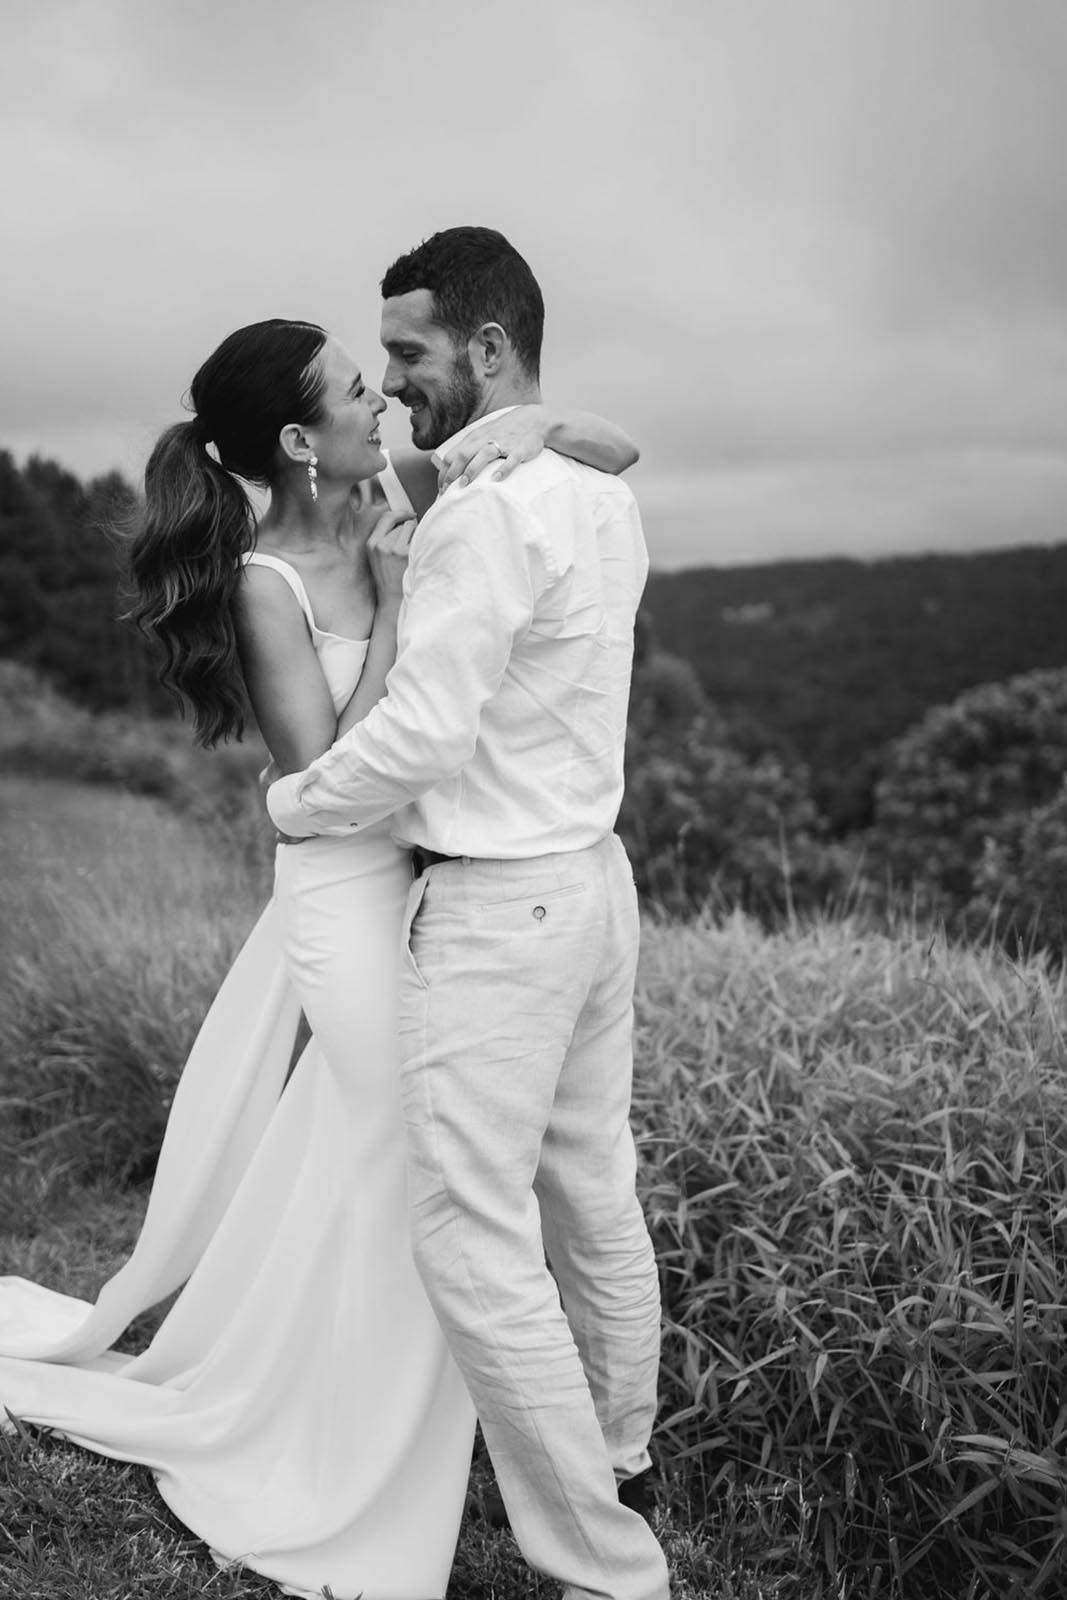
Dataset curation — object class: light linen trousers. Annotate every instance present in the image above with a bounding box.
[398,833,669,1600]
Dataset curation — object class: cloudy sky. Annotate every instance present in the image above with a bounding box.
[1,0,1064,569]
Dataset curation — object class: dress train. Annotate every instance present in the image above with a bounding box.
[0,831,476,1600]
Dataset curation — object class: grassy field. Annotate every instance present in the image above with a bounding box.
[3,775,1067,1599]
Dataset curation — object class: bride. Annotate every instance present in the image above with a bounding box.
[0,317,638,1600]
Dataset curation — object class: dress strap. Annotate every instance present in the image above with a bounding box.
[243,552,316,630]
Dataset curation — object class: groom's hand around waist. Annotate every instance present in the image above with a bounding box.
[266,769,328,838]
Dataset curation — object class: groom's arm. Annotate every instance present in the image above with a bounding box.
[266,488,542,837]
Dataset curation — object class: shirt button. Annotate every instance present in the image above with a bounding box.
[533,905,546,921]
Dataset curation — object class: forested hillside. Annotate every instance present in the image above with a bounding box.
[3,443,1066,842]
[0,450,154,713]
[643,545,1067,826]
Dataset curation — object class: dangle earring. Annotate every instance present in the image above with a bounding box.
[307,454,319,503]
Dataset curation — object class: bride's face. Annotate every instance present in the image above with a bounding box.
[305,338,387,484]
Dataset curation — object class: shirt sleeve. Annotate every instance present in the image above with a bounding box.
[265,484,543,836]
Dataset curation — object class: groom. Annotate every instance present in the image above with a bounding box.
[268,226,669,1600]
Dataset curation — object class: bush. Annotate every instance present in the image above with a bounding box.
[634,912,1067,1597]
[965,782,1067,954]
[620,650,850,916]
[621,743,848,915]
[868,669,1067,918]
[0,658,269,824]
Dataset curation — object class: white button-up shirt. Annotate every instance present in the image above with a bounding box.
[266,409,649,857]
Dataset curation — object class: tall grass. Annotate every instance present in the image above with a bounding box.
[3,765,1067,1595]
[0,778,271,1191]
[635,910,1067,1597]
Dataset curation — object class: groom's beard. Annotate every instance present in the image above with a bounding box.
[403,350,481,451]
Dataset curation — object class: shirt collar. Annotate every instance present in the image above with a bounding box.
[429,406,519,472]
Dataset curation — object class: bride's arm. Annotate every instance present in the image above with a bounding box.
[386,452,438,519]
[335,512,415,738]
[438,405,639,490]
[233,568,336,775]
[542,408,640,472]
[334,598,401,739]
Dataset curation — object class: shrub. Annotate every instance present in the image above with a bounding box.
[868,669,1067,918]
[965,782,1067,955]
[621,743,845,915]
[0,658,268,823]
[620,650,850,917]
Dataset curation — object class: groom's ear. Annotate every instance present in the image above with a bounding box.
[469,321,508,378]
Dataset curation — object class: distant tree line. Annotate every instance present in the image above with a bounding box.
[643,546,1067,831]
[3,448,1066,952]
[619,640,1067,952]
[0,450,166,715]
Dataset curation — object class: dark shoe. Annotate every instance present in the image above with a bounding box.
[617,1467,656,1524]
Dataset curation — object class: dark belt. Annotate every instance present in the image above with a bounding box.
[412,846,464,876]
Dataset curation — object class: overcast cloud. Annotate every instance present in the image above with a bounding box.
[1,0,1064,568]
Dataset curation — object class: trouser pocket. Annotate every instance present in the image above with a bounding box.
[400,870,431,990]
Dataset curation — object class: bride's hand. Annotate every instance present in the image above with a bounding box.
[436,404,548,493]
[366,509,417,609]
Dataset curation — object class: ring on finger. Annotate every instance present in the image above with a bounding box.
[485,439,502,457]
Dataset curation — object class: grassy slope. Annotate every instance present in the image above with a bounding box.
[0,779,765,1600]
[5,777,1067,1598]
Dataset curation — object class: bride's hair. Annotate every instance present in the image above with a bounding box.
[126,319,328,746]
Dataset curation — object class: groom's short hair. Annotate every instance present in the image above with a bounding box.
[381,227,544,380]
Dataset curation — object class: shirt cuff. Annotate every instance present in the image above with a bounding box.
[265,772,321,838]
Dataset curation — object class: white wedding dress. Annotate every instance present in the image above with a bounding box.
[0,467,477,1599]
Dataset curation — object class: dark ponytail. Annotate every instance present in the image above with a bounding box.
[126,319,328,746]
[128,421,256,745]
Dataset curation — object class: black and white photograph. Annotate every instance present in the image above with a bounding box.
[1,4,1066,1598]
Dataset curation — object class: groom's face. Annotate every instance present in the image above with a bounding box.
[380,290,481,451]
